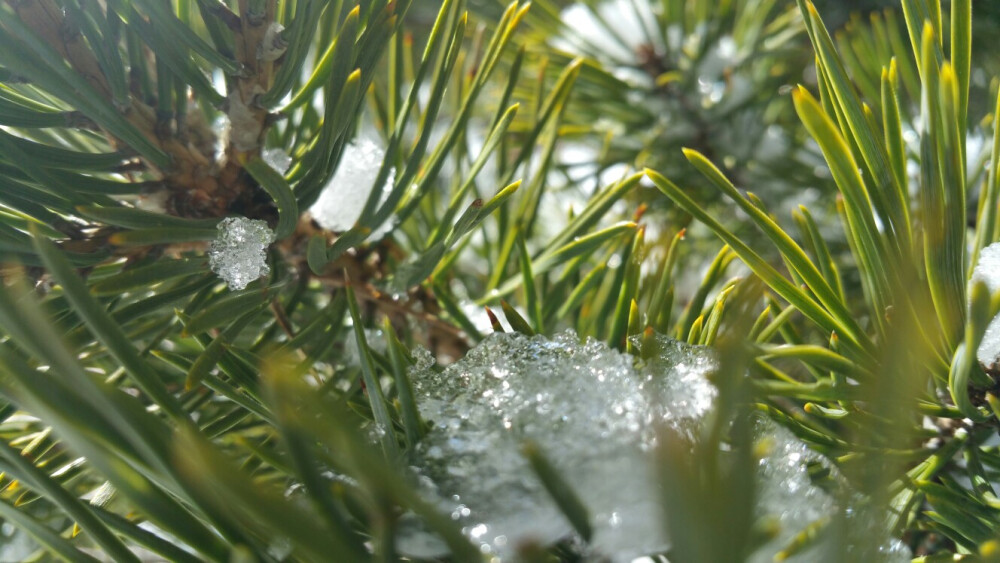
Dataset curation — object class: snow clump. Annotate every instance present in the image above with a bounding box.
[208,217,275,290]
[399,330,715,561]
[973,243,1000,368]
[398,330,911,562]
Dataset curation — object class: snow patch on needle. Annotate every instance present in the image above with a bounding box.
[974,243,1000,368]
[309,138,396,237]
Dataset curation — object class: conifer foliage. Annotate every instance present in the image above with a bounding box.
[0,0,999,560]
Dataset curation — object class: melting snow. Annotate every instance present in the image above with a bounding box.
[208,217,274,290]
[751,420,908,563]
[399,330,911,562]
[400,331,713,561]
[974,243,1000,367]
[262,148,292,174]
[973,243,1000,294]
[308,138,395,236]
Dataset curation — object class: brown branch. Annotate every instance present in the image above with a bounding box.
[227,0,279,146]
[269,298,296,339]
[7,2,224,202]
[199,0,242,31]
[10,0,112,99]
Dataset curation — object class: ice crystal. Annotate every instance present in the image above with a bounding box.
[973,243,1000,293]
[635,333,718,442]
[400,330,716,561]
[399,330,911,562]
[309,138,395,236]
[979,316,1000,369]
[751,419,834,561]
[751,419,910,562]
[208,217,275,290]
